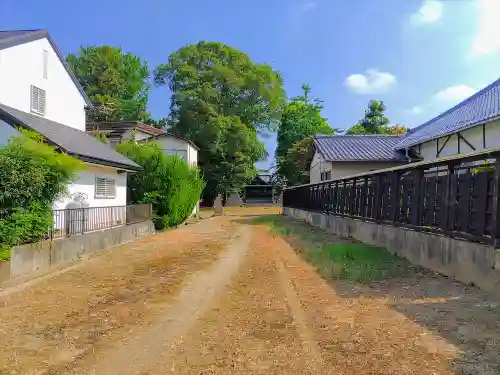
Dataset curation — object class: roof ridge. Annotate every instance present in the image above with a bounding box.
[315,134,403,138]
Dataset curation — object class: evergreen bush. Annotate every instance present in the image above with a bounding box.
[0,130,83,260]
[116,140,204,229]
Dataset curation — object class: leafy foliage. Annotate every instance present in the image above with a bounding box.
[278,137,315,186]
[277,85,335,184]
[67,45,151,122]
[154,41,286,202]
[0,130,83,259]
[346,100,407,135]
[116,140,204,229]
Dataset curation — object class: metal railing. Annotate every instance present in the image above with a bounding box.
[49,204,152,239]
[284,148,500,245]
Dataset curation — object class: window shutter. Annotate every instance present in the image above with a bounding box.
[95,177,116,198]
[30,85,46,115]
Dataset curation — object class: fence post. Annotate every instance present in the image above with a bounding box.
[410,169,424,226]
[391,172,400,223]
[489,159,500,247]
[373,174,383,221]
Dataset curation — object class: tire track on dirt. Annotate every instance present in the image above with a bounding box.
[69,225,252,375]
[276,258,325,374]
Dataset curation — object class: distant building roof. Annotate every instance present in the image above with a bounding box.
[88,121,200,151]
[314,135,407,162]
[398,77,500,149]
[0,29,92,107]
[87,121,166,137]
[0,104,140,171]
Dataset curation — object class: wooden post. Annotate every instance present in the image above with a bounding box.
[489,159,500,246]
[391,172,400,223]
[442,163,453,231]
[373,175,383,221]
[410,169,424,226]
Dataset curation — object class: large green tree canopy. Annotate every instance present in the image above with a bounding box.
[154,41,286,201]
[67,46,151,122]
[346,100,407,135]
[276,84,335,184]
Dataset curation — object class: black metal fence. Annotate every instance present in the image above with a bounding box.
[49,204,152,239]
[283,149,500,245]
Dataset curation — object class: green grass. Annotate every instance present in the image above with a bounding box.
[253,215,410,283]
[0,246,10,262]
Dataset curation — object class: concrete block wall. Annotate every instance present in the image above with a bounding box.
[3,220,155,282]
[284,207,500,295]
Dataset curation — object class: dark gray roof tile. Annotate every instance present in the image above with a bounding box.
[0,104,140,170]
[398,78,500,149]
[314,135,407,162]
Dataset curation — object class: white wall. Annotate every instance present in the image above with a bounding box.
[155,136,198,165]
[54,164,127,209]
[310,151,324,184]
[0,118,20,145]
[410,119,500,160]
[0,38,87,130]
[122,129,152,142]
[309,150,402,184]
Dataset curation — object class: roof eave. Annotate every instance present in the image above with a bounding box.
[398,114,500,150]
[0,29,93,108]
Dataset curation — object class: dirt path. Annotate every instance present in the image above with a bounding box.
[1,209,499,374]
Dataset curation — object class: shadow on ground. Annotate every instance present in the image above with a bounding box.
[237,213,500,375]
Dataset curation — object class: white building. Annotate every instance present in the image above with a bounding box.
[309,135,408,183]
[309,77,500,184]
[0,29,140,210]
[87,121,199,166]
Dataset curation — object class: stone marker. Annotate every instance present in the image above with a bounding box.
[213,194,224,215]
[225,190,244,207]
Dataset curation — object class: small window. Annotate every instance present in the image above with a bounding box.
[325,171,331,180]
[30,85,46,115]
[43,49,48,79]
[95,177,116,199]
[164,149,187,160]
[320,172,325,181]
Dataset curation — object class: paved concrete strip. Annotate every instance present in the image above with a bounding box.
[79,225,252,375]
[276,258,325,373]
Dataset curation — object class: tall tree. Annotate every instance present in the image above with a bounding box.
[67,46,151,122]
[346,100,407,135]
[278,137,315,186]
[154,41,286,201]
[276,84,335,183]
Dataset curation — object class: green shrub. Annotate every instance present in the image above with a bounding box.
[116,140,205,229]
[0,130,83,260]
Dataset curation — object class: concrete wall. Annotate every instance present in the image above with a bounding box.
[283,207,500,295]
[7,220,154,281]
[0,37,87,131]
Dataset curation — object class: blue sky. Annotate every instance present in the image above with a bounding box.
[1,0,500,169]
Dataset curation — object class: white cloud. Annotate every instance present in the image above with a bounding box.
[470,0,500,57]
[300,1,317,11]
[410,106,423,114]
[344,69,397,94]
[435,84,477,103]
[410,0,443,24]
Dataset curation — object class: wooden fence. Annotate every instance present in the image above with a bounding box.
[283,148,500,245]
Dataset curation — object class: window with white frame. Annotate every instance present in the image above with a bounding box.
[95,177,116,199]
[43,49,48,79]
[164,149,187,160]
[30,85,46,115]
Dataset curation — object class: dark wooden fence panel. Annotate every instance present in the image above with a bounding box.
[283,152,500,245]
